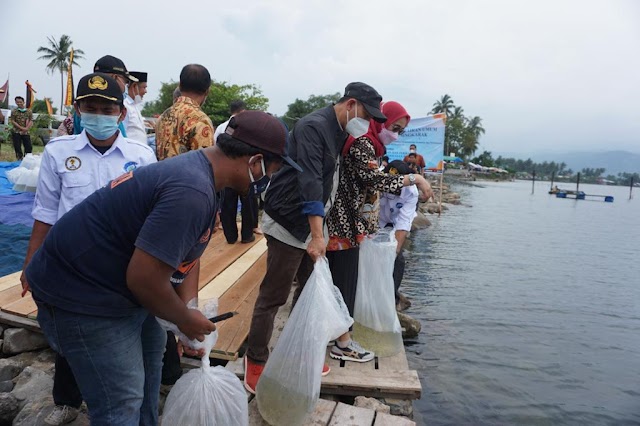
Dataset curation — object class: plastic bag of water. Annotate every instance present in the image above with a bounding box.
[161,299,248,426]
[353,228,403,357]
[256,259,353,425]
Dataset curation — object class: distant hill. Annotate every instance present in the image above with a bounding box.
[494,150,640,176]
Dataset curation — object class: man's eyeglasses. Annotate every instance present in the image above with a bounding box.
[390,125,406,135]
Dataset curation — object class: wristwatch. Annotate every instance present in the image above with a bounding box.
[408,174,416,185]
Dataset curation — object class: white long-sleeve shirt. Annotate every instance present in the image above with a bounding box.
[378,186,418,232]
[32,130,156,224]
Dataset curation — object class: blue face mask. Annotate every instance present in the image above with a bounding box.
[80,112,120,140]
[249,159,269,196]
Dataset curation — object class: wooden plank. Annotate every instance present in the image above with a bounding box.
[2,296,37,317]
[0,286,25,308]
[229,360,421,400]
[212,255,266,345]
[198,238,267,300]
[325,346,409,375]
[373,413,416,426]
[305,399,337,426]
[197,233,261,290]
[248,398,338,426]
[210,282,261,359]
[0,272,21,292]
[328,402,375,426]
[0,311,40,332]
[319,369,422,400]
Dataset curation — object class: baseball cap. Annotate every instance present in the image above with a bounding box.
[343,82,386,123]
[129,71,148,83]
[75,73,124,103]
[94,55,138,82]
[385,160,412,175]
[225,111,303,172]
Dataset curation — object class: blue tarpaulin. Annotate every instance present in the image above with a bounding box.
[0,162,34,276]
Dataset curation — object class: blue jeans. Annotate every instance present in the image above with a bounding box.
[36,302,167,426]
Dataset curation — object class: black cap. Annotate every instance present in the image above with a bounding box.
[385,160,412,175]
[225,111,303,172]
[76,73,123,103]
[94,55,138,82]
[129,71,147,83]
[343,82,386,123]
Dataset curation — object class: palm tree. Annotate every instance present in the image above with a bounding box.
[431,94,455,117]
[37,35,85,112]
[467,116,485,139]
[452,106,465,120]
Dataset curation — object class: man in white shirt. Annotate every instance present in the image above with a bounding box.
[19,73,156,426]
[379,160,419,306]
[123,71,149,146]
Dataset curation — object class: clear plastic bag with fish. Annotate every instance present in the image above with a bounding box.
[353,228,403,357]
[256,258,353,425]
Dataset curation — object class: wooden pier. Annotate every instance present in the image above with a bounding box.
[0,227,421,424]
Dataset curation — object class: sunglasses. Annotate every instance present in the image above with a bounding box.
[389,124,406,135]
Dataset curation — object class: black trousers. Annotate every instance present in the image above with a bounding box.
[327,247,360,318]
[161,331,182,385]
[393,250,406,303]
[11,133,32,160]
[220,188,258,243]
[53,354,82,408]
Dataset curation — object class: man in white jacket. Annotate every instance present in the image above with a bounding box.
[123,71,149,146]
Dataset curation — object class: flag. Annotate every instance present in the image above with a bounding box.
[64,48,74,107]
[25,80,37,109]
[0,79,8,108]
[45,98,53,115]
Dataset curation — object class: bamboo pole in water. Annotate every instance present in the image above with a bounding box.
[438,170,444,217]
[630,176,634,200]
[576,172,581,193]
[550,171,555,192]
[531,170,536,195]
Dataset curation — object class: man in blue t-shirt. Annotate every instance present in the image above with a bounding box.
[24,110,300,426]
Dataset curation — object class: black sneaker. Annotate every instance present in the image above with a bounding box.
[329,340,374,363]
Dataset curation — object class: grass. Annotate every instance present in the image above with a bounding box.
[0,142,45,162]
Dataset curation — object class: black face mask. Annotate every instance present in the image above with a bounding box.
[249,159,269,196]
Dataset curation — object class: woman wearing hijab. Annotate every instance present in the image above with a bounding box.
[325,101,433,362]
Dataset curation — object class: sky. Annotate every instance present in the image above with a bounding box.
[2,0,639,154]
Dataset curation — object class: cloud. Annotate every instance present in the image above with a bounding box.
[2,0,638,153]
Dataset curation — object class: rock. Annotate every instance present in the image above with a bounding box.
[0,358,23,382]
[354,396,390,414]
[411,212,431,231]
[12,367,53,409]
[396,293,412,312]
[0,393,19,425]
[0,340,3,354]
[2,329,49,356]
[13,395,90,426]
[0,381,13,393]
[398,312,421,338]
[380,398,414,418]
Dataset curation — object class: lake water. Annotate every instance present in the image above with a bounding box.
[403,180,640,425]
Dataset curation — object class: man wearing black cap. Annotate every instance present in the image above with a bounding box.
[244,82,387,393]
[73,55,137,136]
[123,71,149,145]
[20,72,156,425]
[23,110,297,425]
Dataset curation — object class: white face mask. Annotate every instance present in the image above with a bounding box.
[134,95,143,105]
[345,103,370,138]
[379,127,399,146]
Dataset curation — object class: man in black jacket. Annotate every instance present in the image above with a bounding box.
[244,82,387,394]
